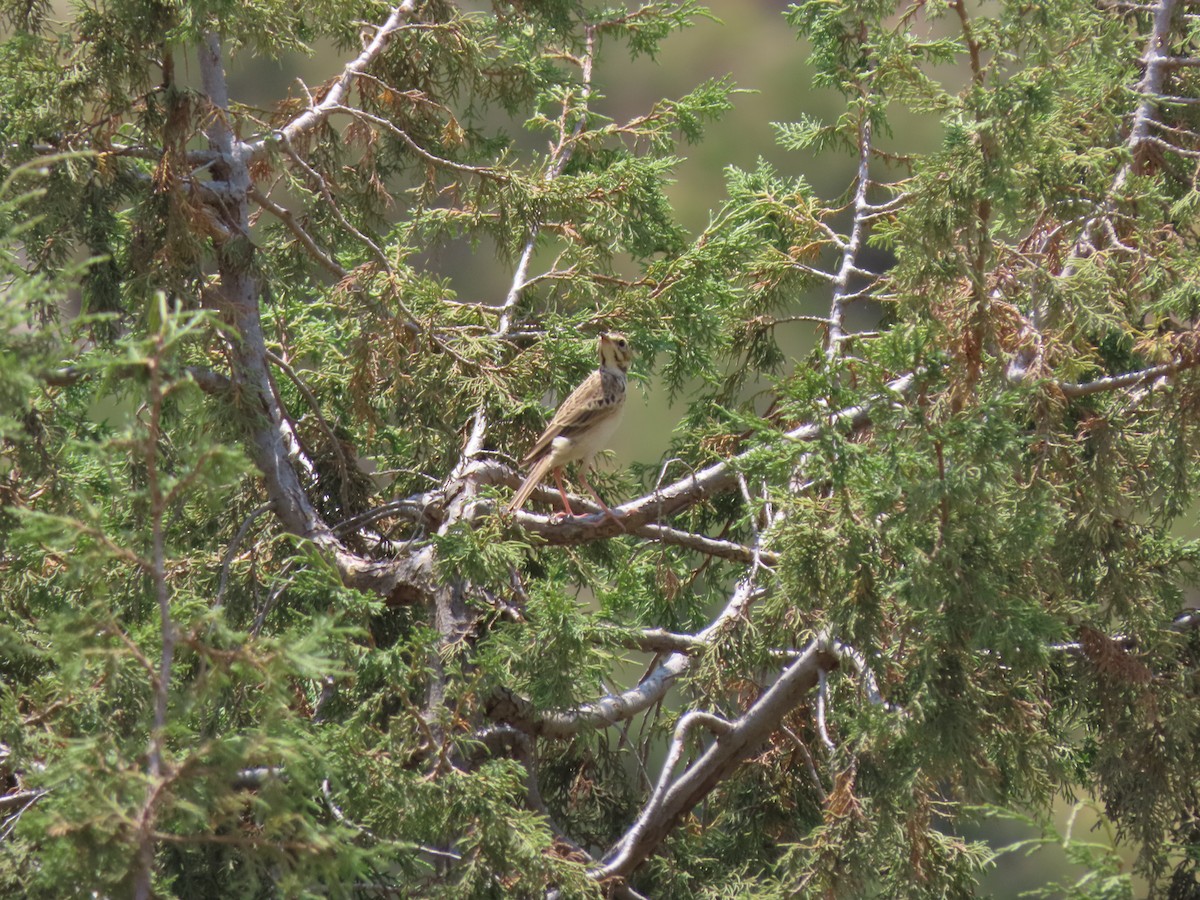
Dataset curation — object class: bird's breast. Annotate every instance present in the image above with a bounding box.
[547,403,625,466]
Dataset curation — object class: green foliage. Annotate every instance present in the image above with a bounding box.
[3,0,1200,896]
[986,804,1134,900]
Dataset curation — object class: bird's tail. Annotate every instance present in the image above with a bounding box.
[508,456,554,514]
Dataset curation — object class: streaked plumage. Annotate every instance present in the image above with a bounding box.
[508,332,633,519]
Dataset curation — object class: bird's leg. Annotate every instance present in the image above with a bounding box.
[552,467,577,519]
[577,470,624,530]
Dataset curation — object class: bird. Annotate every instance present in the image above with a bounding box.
[508,332,633,521]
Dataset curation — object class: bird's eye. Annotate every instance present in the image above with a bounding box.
[616,339,627,348]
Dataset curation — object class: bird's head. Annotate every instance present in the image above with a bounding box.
[598,332,633,373]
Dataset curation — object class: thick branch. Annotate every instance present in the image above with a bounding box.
[487,574,765,737]
[197,34,432,607]
[615,628,705,655]
[604,710,734,865]
[200,34,323,542]
[594,639,840,882]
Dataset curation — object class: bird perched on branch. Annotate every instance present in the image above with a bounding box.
[508,332,633,520]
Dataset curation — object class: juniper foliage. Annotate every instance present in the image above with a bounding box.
[2,0,1200,897]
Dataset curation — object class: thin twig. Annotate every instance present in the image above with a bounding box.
[331,104,504,177]
[248,186,348,279]
[215,503,272,606]
[781,725,827,801]
[277,136,396,278]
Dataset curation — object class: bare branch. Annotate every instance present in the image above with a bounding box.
[1057,356,1200,397]
[634,521,776,565]
[0,789,45,841]
[752,313,832,328]
[0,789,45,814]
[507,501,779,566]
[488,574,766,738]
[610,372,916,526]
[488,371,916,540]
[1156,55,1200,68]
[1110,0,1181,191]
[265,348,355,513]
[248,187,347,279]
[614,628,705,655]
[792,262,837,282]
[248,3,420,160]
[605,711,733,862]
[331,104,504,177]
[486,652,695,738]
[192,32,436,607]
[593,639,841,883]
[1008,0,1182,381]
[816,668,836,753]
[829,638,887,709]
[827,110,877,361]
[1143,135,1200,158]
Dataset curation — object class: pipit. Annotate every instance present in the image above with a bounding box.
[508,332,633,520]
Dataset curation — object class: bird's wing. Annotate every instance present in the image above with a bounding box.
[522,371,620,464]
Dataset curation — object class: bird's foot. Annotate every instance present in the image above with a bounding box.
[593,507,626,532]
[547,508,623,531]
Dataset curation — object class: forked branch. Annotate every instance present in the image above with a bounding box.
[248,2,420,161]
[594,639,840,883]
